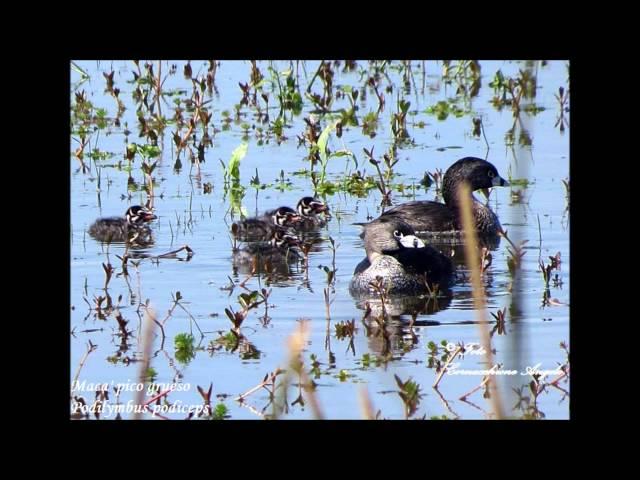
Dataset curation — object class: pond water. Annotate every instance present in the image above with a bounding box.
[70,60,570,420]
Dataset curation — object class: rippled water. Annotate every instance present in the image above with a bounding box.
[70,60,569,419]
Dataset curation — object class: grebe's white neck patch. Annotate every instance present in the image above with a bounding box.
[399,234,425,249]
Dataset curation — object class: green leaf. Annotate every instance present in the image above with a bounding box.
[316,181,337,196]
[253,79,268,89]
[71,61,90,79]
[239,292,257,309]
[317,121,338,166]
[228,142,248,180]
[213,403,228,420]
[332,149,353,158]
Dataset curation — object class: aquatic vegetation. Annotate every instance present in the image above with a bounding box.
[362,146,397,206]
[174,333,196,365]
[395,375,423,419]
[221,142,249,217]
[555,86,570,132]
[71,60,569,420]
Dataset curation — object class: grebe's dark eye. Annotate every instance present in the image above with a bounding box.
[393,230,402,238]
[488,171,495,178]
